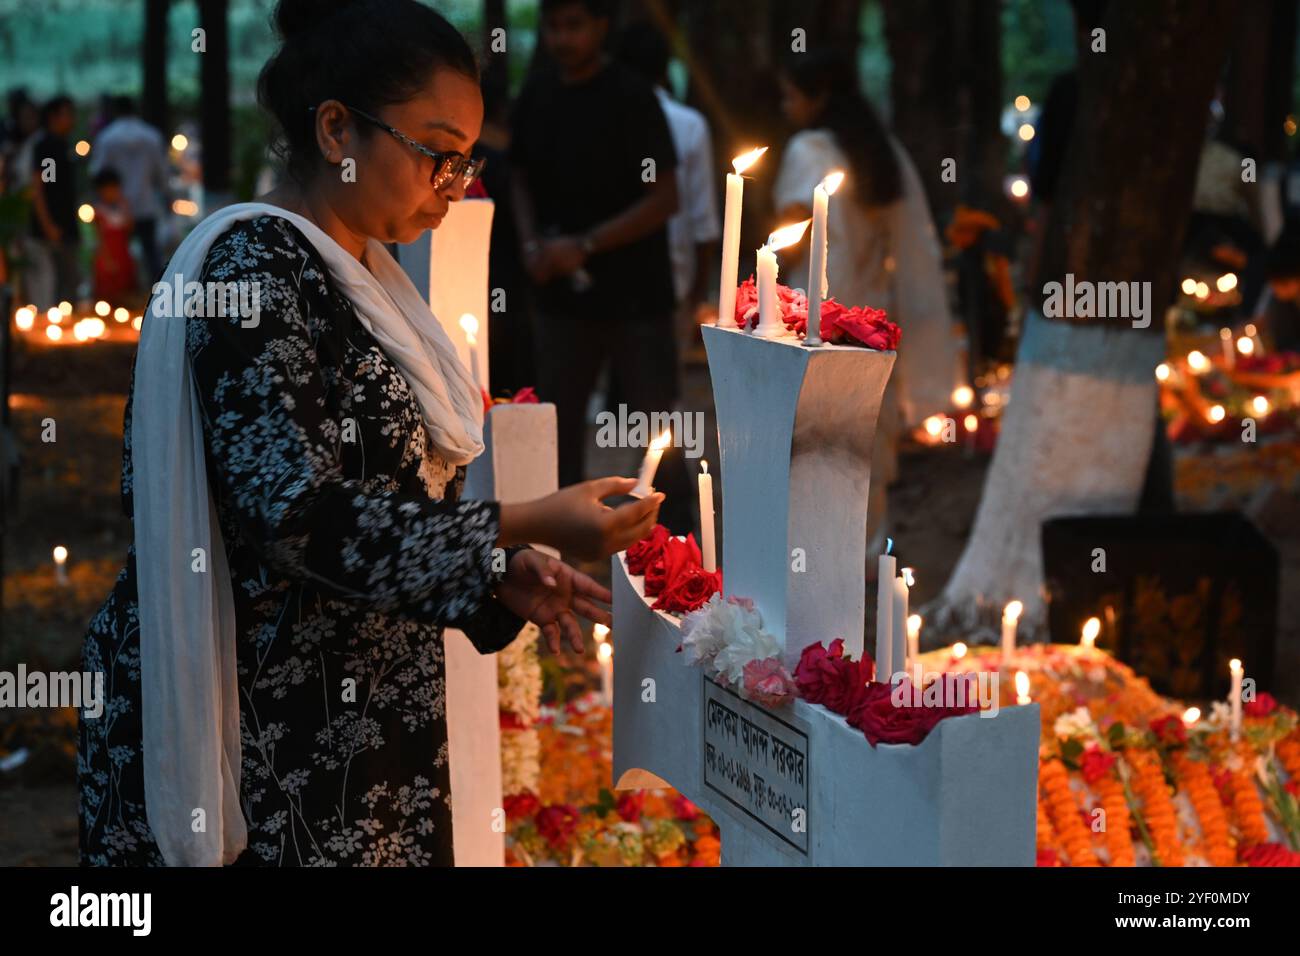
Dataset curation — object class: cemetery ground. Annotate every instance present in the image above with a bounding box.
[2,340,1299,865]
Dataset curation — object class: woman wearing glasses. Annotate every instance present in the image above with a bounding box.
[77,0,662,867]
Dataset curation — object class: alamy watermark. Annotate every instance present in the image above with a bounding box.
[1042,273,1151,329]
[0,664,104,718]
[150,274,261,327]
[595,404,704,459]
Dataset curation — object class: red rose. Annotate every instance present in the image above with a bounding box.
[824,304,900,350]
[512,386,540,403]
[1150,714,1187,746]
[644,534,702,597]
[845,676,977,747]
[1080,745,1117,784]
[503,791,540,820]
[1239,842,1300,867]
[672,794,700,821]
[1244,692,1278,718]
[652,564,722,613]
[742,657,797,708]
[535,804,580,850]
[615,791,645,823]
[626,523,670,576]
[734,276,759,329]
[794,638,874,714]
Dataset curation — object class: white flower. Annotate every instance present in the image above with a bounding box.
[1053,706,1094,740]
[680,594,758,667]
[1207,701,1232,729]
[712,621,781,687]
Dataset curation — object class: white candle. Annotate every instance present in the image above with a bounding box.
[805,170,844,347]
[631,429,672,498]
[458,313,482,392]
[698,460,716,573]
[1229,658,1243,741]
[891,568,911,684]
[53,545,68,586]
[755,220,812,339]
[874,549,895,678]
[1081,616,1100,651]
[717,147,767,328]
[1014,670,1030,706]
[1001,599,1023,664]
[906,613,922,674]
[598,641,614,708]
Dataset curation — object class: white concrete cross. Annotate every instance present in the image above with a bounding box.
[611,325,1039,865]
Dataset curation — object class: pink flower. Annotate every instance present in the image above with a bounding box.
[742,657,797,708]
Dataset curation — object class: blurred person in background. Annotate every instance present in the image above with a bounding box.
[617,21,720,362]
[28,95,81,308]
[90,167,138,302]
[510,0,693,533]
[92,96,168,285]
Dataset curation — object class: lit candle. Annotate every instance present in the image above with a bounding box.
[717,147,768,328]
[698,460,716,573]
[631,429,672,498]
[906,613,922,674]
[1219,328,1235,369]
[53,545,68,586]
[1001,599,1023,663]
[874,543,896,677]
[963,413,978,454]
[1245,323,1264,356]
[804,170,844,347]
[1237,335,1255,357]
[755,220,812,338]
[1014,670,1030,706]
[891,568,910,684]
[594,623,610,644]
[598,641,614,708]
[458,313,482,392]
[1229,658,1243,741]
[1081,616,1100,651]
[1182,706,1200,726]
[951,641,968,661]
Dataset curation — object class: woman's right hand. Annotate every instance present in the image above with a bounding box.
[500,477,665,562]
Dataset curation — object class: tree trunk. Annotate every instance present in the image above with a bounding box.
[198,0,232,210]
[928,0,1238,643]
[142,0,169,135]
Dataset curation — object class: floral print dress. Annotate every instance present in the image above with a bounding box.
[78,215,527,866]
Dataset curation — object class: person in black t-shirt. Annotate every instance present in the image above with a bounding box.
[510,0,693,533]
[28,95,82,307]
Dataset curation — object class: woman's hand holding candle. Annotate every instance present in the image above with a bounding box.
[498,476,665,562]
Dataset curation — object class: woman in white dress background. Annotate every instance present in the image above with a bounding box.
[774,51,960,554]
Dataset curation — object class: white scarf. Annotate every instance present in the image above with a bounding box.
[132,202,484,865]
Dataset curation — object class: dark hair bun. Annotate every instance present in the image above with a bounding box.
[259,0,479,182]
[273,0,358,40]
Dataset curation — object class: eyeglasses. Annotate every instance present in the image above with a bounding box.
[312,104,485,191]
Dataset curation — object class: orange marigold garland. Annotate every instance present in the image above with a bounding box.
[1040,759,1100,866]
[1171,751,1236,866]
[1126,749,1184,867]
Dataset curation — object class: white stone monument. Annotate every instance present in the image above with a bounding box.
[400,199,558,866]
[610,325,1040,865]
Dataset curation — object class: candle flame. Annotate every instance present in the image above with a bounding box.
[766,219,812,251]
[1081,616,1101,646]
[597,642,613,663]
[1237,336,1255,356]
[901,567,915,587]
[952,385,974,408]
[951,641,968,660]
[593,623,610,642]
[1252,395,1270,416]
[651,429,673,451]
[1230,658,1242,674]
[1014,670,1030,698]
[907,613,922,639]
[53,546,68,563]
[885,537,894,556]
[821,170,845,195]
[458,312,479,345]
[1182,706,1201,725]
[1004,599,1023,622]
[700,459,709,475]
[732,146,768,175]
